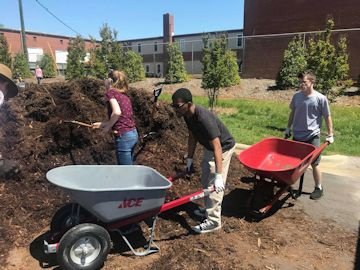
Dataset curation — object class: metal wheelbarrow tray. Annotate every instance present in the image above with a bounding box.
[44,165,212,270]
[238,137,327,216]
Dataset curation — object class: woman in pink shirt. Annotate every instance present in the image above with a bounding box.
[92,70,138,165]
[35,65,43,85]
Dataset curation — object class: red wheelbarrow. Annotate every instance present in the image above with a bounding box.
[238,137,328,217]
[43,165,213,270]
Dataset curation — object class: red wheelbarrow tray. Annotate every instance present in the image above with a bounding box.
[238,137,322,185]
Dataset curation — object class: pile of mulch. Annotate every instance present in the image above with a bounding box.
[0,78,208,263]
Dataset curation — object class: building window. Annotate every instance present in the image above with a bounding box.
[145,65,150,73]
[179,39,186,51]
[157,64,161,74]
[138,43,141,53]
[154,42,158,52]
[33,36,37,41]
[237,34,243,47]
[60,39,63,44]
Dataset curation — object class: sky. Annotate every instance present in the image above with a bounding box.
[1,0,244,40]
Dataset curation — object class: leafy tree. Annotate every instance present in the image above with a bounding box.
[201,35,240,110]
[13,53,31,78]
[39,53,56,78]
[108,40,125,71]
[306,19,350,101]
[66,35,86,79]
[276,35,307,89]
[0,35,12,67]
[165,42,188,83]
[122,50,145,83]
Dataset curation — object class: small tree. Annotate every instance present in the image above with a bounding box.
[13,53,31,78]
[66,35,86,79]
[201,35,240,110]
[306,18,350,101]
[39,53,56,78]
[276,35,307,89]
[122,50,145,83]
[165,42,188,83]
[0,35,12,67]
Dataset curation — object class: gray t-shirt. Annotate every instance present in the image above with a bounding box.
[184,105,235,151]
[290,90,330,141]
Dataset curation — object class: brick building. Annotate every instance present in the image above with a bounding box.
[242,0,360,79]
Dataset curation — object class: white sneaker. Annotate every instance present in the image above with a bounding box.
[193,207,206,219]
[192,219,221,234]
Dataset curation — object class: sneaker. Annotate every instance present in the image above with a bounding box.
[193,208,206,219]
[192,219,221,234]
[310,187,323,200]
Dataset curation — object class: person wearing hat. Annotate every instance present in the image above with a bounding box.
[171,88,236,234]
[0,63,19,178]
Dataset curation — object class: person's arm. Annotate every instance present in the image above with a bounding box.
[187,131,197,158]
[325,115,333,136]
[209,137,222,174]
[92,98,121,132]
[287,109,294,129]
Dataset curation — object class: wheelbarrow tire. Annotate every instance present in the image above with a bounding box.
[50,203,92,232]
[57,223,111,270]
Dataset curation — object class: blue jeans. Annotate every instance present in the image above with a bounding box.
[115,129,138,165]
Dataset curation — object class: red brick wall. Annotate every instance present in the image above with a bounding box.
[243,0,360,79]
[1,29,94,57]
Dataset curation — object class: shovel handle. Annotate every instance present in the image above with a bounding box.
[64,120,93,128]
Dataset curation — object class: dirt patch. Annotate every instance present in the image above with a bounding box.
[0,78,357,269]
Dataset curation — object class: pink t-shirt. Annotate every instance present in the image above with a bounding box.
[105,88,136,136]
[35,68,43,78]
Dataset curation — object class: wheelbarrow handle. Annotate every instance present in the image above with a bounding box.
[310,142,329,164]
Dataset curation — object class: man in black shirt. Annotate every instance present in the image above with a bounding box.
[171,88,236,233]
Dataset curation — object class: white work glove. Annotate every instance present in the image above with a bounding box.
[186,158,194,175]
[284,127,292,139]
[326,135,334,144]
[214,173,225,193]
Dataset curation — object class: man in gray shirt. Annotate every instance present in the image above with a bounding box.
[285,71,334,200]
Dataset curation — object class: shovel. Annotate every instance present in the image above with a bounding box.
[146,86,163,137]
[63,120,93,128]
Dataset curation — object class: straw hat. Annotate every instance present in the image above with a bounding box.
[0,64,18,98]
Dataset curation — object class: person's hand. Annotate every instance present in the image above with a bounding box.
[284,127,292,139]
[186,158,194,175]
[326,135,334,144]
[91,122,102,129]
[214,173,225,193]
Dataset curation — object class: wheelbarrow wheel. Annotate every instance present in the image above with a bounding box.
[57,223,111,270]
[50,203,92,232]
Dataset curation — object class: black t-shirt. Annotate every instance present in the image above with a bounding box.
[184,105,235,151]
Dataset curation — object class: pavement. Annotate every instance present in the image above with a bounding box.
[235,143,360,231]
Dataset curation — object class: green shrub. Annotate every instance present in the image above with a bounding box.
[165,43,188,83]
[39,53,56,78]
[13,53,31,78]
[66,35,86,79]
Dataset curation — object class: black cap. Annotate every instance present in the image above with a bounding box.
[172,88,192,103]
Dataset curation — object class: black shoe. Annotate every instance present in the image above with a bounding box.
[310,187,323,200]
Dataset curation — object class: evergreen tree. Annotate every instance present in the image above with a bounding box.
[123,50,145,83]
[276,35,307,89]
[66,35,86,79]
[39,53,56,78]
[13,53,31,78]
[201,35,240,110]
[165,42,188,83]
[0,35,12,67]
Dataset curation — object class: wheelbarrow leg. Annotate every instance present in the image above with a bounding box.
[257,185,289,215]
[114,216,160,256]
[289,173,305,199]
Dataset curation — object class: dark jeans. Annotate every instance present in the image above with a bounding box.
[294,135,321,166]
[115,129,138,165]
[36,77,42,84]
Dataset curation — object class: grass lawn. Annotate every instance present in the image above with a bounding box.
[161,94,360,156]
